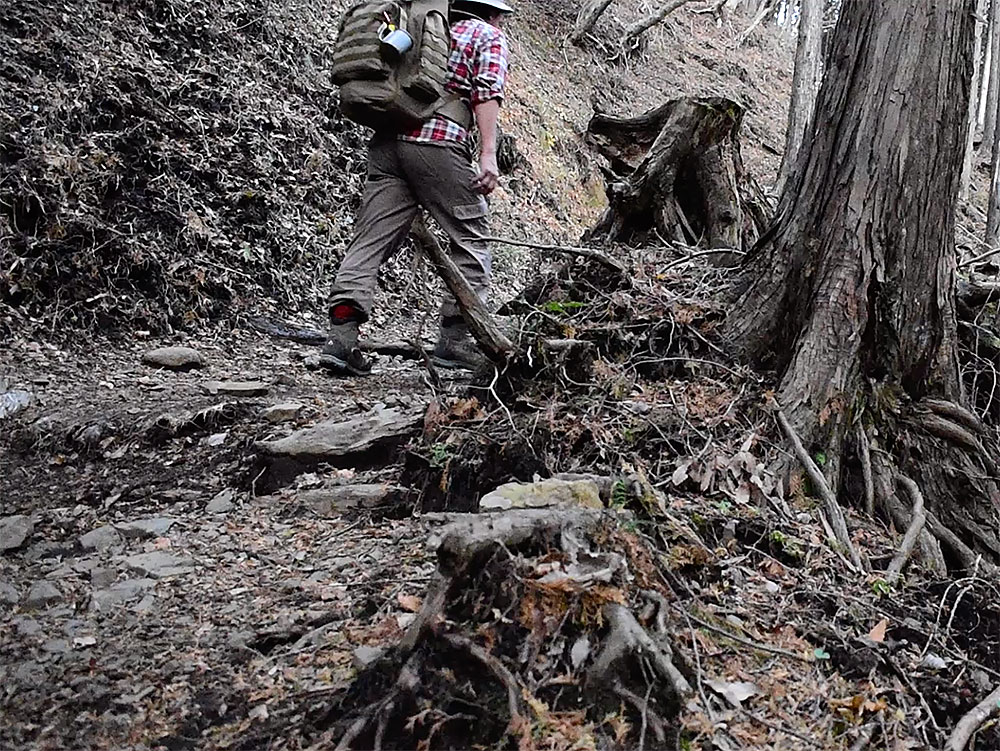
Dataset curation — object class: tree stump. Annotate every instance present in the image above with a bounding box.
[585,96,765,252]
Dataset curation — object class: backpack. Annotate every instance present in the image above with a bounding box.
[332,1,471,132]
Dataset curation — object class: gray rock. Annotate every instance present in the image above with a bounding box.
[14,617,42,636]
[0,581,19,604]
[206,490,235,514]
[142,346,203,370]
[42,638,71,654]
[0,389,32,419]
[0,515,34,552]
[263,402,306,423]
[80,525,122,551]
[25,581,62,609]
[201,380,269,397]
[90,568,117,589]
[257,407,423,461]
[123,552,194,579]
[115,517,176,540]
[352,645,385,670]
[296,485,395,517]
[90,578,156,610]
[13,661,46,687]
[479,479,603,511]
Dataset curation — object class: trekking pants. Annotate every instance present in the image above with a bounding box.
[328,136,491,321]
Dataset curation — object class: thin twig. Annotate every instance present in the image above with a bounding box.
[661,247,746,272]
[482,235,626,273]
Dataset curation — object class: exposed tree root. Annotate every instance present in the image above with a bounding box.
[946,683,1000,751]
[885,475,927,585]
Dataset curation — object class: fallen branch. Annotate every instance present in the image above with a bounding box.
[885,474,927,585]
[622,0,692,45]
[772,403,863,570]
[410,215,515,363]
[482,235,626,273]
[570,0,616,45]
[945,683,1000,751]
[677,606,814,663]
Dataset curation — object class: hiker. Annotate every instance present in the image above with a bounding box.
[320,0,515,376]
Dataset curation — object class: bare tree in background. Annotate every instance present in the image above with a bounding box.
[981,0,1000,162]
[774,0,823,195]
[960,0,988,200]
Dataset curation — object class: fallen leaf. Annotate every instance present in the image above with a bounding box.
[868,618,889,643]
[398,593,422,612]
[706,679,759,707]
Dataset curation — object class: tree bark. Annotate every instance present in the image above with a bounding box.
[726,0,1000,564]
[960,0,989,199]
[981,0,1000,163]
[775,0,824,195]
[571,0,616,45]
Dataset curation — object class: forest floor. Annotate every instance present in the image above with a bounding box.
[4,1,1000,750]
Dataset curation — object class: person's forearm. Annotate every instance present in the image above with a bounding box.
[473,99,501,154]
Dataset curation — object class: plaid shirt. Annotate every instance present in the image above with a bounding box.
[400,18,509,145]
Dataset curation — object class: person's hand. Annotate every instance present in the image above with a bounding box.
[473,150,500,195]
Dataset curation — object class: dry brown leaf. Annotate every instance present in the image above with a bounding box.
[868,618,889,643]
[397,593,422,612]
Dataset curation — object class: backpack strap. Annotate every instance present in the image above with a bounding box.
[435,94,472,129]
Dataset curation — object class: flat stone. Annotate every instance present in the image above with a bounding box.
[115,517,177,540]
[25,581,62,609]
[90,579,157,610]
[352,645,385,670]
[80,525,122,552]
[0,581,19,604]
[142,346,203,370]
[206,489,235,514]
[14,617,42,636]
[201,381,269,397]
[123,552,194,579]
[297,485,395,517]
[0,515,34,552]
[479,479,603,511]
[263,402,306,423]
[256,406,423,461]
[90,568,117,589]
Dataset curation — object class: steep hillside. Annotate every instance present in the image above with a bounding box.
[0,0,791,341]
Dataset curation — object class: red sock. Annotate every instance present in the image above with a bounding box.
[331,304,360,323]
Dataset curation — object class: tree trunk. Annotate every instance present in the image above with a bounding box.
[726,0,1000,566]
[987,125,1000,243]
[775,0,824,195]
[960,0,989,200]
[571,0,616,45]
[982,0,1000,162]
[585,97,763,250]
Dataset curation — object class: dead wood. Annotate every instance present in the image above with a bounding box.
[410,215,515,363]
[621,0,692,47]
[945,683,1000,750]
[571,0,617,45]
[585,97,760,250]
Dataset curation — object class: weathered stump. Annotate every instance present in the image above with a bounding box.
[585,96,765,252]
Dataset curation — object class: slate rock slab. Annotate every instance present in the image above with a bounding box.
[263,402,306,423]
[25,581,62,609]
[116,518,177,540]
[80,525,122,551]
[91,579,157,610]
[123,552,195,579]
[257,406,423,461]
[0,515,34,552]
[201,381,269,397]
[142,346,203,370]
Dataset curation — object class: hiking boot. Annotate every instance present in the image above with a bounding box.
[318,318,372,376]
[431,316,487,371]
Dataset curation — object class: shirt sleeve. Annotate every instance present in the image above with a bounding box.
[469,28,510,105]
